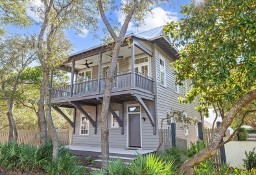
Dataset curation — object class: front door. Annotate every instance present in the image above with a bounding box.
[128,114,141,147]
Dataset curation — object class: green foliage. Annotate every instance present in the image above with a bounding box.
[237,128,248,141]
[186,141,206,158]
[129,154,175,175]
[155,147,184,168]
[164,0,256,116]
[92,154,175,175]
[0,141,86,174]
[243,148,256,171]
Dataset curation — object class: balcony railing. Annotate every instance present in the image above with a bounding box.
[52,72,154,99]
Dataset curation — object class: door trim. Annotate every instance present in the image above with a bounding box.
[127,104,142,148]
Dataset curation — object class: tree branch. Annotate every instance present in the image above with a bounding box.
[119,0,138,39]
[217,109,256,148]
[96,0,117,40]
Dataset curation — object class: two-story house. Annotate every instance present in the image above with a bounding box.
[51,27,199,152]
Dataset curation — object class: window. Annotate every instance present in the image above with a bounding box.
[159,58,166,86]
[78,70,92,82]
[185,80,190,93]
[175,83,180,93]
[128,106,140,113]
[111,111,120,128]
[184,113,189,136]
[102,65,118,78]
[80,114,89,135]
[102,66,109,78]
[135,56,149,76]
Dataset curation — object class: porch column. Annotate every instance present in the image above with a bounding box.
[97,52,102,93]
[70,58,75,96]
[131,39,135,88]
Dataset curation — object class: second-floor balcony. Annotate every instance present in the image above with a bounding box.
[52,72,154,101]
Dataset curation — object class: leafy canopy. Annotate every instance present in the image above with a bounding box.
[164,0,256,116]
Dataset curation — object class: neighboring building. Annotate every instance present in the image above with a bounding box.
[51,27,199,151]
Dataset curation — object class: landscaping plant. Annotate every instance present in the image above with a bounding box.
[237,128,248,141]
[243,148,256,171]
[0,141,86,175]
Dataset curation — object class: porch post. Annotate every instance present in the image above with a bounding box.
[98,52,102,93]
[70,58,75,96]
[131,39,135,88]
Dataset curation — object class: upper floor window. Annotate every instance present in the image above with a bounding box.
[175,83,180,93]
[78,69,92,82]
[102,64,119,78]
[111,111,120,128]
[80,114,89,135]
[135,56,149,77]
[184,113,189,136]
[159,58,166,86]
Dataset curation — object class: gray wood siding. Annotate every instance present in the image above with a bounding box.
[154,45,199,144]
[72,101,159,150]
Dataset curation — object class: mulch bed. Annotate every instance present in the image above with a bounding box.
[0,167,46,175]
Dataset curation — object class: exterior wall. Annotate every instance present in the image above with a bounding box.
[225,141,256,169]
[72,101,159,150]
[154,44,199,145]
[80,57,131,80]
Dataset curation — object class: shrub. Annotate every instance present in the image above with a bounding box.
[129,154,175,175]
[186,141,206,158]
[237,128,248,141]
[155,147,184,168]
[92,154,175,175]
[243,148,256,171]
[0,141,86,175]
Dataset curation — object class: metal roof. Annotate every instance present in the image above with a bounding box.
[69,26,179,60]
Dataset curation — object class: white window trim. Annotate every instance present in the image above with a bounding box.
[80,114,89,135]
[134,55,151,77]
[159,58,166,87]
[175,83,180,93]
[185,80,189,93]
[102,63,120,76]
[184,112,189,136]
[78,68,93,81]
[110,111,120,128]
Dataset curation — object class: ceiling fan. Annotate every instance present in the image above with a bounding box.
[79,60,93,68]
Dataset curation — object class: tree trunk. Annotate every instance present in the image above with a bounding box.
[101,41,122,165]
[45,69,59,160]
[38,72,48,144]
[7,101,18,142]
[180,90,256,175]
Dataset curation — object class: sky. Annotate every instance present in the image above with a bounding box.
[6,0,192,54]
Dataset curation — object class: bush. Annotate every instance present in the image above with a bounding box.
[186,141,206,158]
[155,147,185,168]
[0,141,86,175]
[237,128,248,141]
[129,154,175,175]
[243,148,256,171]
[92,154,175,175]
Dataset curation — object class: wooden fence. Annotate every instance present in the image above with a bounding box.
[203,128,222,165]
[158,128,188,150]
[0,129,72,146]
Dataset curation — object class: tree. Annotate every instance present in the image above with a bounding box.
[0,35,36,141]
[33,0,97,159]
[96,0,172,165]
[164,0,256,174]
[0,1,31,36]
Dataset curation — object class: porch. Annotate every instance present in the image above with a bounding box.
[67,145,155,158]
[52,71,154,101]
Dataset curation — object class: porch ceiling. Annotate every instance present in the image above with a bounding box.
[63,45,145,71]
